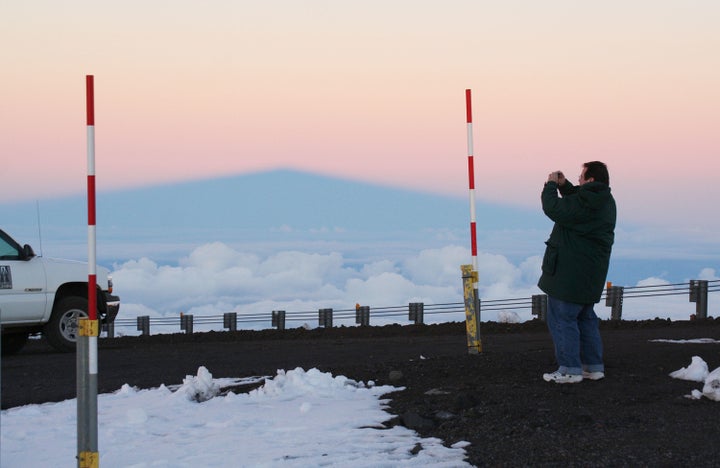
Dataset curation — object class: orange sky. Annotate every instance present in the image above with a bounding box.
[2,1,719,229]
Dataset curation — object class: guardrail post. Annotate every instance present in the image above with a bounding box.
[605,282,624,320]
[531,294,548,322]
[103,322,115,338]
[180,314,193,335]
[136,316,150,336]
[690,280,709,319]
[223,312,237,332]
[408,302,424,325]
[272,310,286,330]
[319,308,333,328]
[356,306,370,326]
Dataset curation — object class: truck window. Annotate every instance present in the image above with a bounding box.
[0,235,21,260]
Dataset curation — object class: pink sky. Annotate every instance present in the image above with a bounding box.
[2,1,719,228]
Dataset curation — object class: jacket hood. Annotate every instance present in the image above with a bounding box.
[579,182,612,209]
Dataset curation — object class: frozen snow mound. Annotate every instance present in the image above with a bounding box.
[498,311,520,323]
[669,356,709,382]
[174,366,220,402]
[703,367,720,402]
[671,357,720,402]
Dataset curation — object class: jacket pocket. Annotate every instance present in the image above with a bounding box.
[541,241,558,275]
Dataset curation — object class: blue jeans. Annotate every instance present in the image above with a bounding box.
[546,296,604,375]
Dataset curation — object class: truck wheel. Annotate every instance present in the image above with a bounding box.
[44,296,88,352]
[1,332,29,355]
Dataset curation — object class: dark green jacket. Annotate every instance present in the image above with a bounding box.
[538,180,616,304]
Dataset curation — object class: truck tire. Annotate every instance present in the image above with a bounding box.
[1,332,29,355]
[44,296,88,352]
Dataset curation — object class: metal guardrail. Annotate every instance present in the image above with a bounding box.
[107,279,719,337]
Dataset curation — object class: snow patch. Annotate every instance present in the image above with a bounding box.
[702,367,720,401]
[669,356,709,382]
[670,356,720,402]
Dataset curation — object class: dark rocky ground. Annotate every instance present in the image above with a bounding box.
[3,319,720,466]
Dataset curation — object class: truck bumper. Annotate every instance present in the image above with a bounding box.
[104,293,121,324]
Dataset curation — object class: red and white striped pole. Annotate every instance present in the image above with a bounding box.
[78,74,99,467]
[87,75,97,324]
[463,89,482,353]
[466,89,478,279]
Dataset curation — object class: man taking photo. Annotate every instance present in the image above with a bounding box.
[539,161,617,384]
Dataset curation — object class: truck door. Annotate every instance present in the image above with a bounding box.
[0,236,48,324]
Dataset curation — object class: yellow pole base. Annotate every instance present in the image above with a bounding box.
[79,451,99,468]
[78,318,99,337]
[461,264,482,354]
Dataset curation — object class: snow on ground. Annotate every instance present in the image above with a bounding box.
[651,338,720,344]
[667,354,720,401]
[1,367,471,467]
[3,340,720,466]
[651,338,720,401]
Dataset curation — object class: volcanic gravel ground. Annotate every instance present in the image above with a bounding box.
[3,319,720,466]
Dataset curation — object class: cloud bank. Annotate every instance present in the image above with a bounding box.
[110,242,715,335]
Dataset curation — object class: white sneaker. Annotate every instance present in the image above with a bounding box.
[582,371,605,381]
[543,371,583,384]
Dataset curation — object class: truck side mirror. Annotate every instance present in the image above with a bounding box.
[22,244,36,260]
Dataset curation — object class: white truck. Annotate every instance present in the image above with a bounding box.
[0,228,120,354]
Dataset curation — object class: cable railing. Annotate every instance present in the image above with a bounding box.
[108,279,719,337]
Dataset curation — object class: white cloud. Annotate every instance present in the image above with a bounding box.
[109,243,718,335]
[110,242,551,332]
[345,272,457,307]
[180,242,260,271]
[698,268,719,281]
[637,277,671,287]
[360,259,397,277]
[518,256,543,285]
[403,245,468,285]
